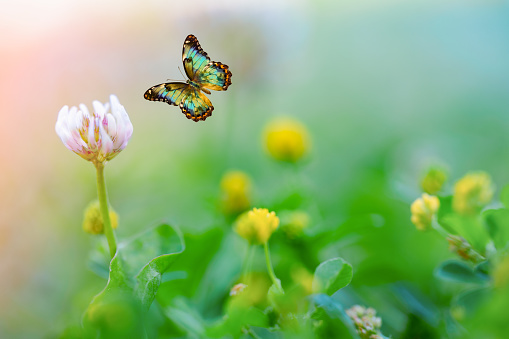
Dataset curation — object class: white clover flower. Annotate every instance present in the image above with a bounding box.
[55,95,133,163]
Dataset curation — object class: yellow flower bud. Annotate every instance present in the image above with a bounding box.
[220,170,251,215]
[234,208,280,245]
[421,166,447,194]
[453,172,494,215]
[263,117,310,163]
[83,200,119,235]
[410,194,440,231]
[280,210,310,239]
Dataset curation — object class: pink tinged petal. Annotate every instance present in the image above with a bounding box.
[105,114,118,142]
[79,103,89,117]
[55,105,69,138]
[92,100,107,119]
[98,123,114,156]
[88,116,98,148]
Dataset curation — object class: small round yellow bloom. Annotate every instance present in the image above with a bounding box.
[83,200,119,235]
[263,117,311,163]
[410,194,440,231]
[234,208,280,245]
[220,170,251,215]
[280,210,311,239]
[421,166,447,194]
[452,172,494,215]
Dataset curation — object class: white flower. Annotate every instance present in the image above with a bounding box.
[55,95,133,163]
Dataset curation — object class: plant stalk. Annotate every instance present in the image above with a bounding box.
[95,162,117,258]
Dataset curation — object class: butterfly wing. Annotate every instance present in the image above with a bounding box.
[182,35,210,81]
[145,82,213,122]
[182,35,232,91]
[144,82,188,105]
[179,88,214,122]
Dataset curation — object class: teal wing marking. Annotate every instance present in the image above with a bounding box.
[144,34,232,122]
[183,35,232,91]
[144,82,188,106]
[179,88,214,122]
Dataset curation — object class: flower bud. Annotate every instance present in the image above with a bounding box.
[55,95,133,164]
[447,235,485,263]
[234,208,279,245]
[453,172,494,215]
[220,170,251,215]
[410,194,440,231]
[421,166,447,194]
[346,305,383,339]
[279,210,310,239]
[83,200,119,235]
[263,117,310,163]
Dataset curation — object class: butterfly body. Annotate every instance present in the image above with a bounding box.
[144,34,232,122]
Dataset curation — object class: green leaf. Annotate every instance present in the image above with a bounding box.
[84,223,185,332]
[312,258,353,295]
[132,224,185,310]
[435,260,490,285]
[483,209,509,250]
[452,286,492,318]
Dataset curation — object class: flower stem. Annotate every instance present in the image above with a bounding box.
[242,244,254,284]
[264,242,283,293]
[95,162,117,258]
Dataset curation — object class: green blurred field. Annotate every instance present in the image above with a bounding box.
[1,0,509,337]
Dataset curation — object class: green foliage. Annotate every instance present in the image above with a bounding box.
[312,257,353,296]
[83,223,184,336]
[435,260,490,285]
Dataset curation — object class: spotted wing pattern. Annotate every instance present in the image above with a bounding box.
[179,88,214,122]
[144,82,188,105]
[183,35,232,91]
[144,34,231,122]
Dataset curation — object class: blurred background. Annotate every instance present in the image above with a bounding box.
[1,0,509,337]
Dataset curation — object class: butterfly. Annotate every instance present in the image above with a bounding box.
[144,34,232,122]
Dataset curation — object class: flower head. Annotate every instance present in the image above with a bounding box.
[220,170,251,215]
[83,200,119,235]
[346,305,383,339]
[234,208,280,245]
[452,172,494,215]
[279,210,311,239]
[55,95,133,164]
[421,166,447,194]
[263,117,310,163]
[410,193,440,231]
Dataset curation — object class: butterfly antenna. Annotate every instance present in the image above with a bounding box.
[178,66,186,80]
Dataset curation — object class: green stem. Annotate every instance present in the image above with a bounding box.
[431,217,449,238]
[264,242,283,293]
[95,162,117,258]
[242,244,254,284]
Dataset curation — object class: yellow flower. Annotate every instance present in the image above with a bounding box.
[263,117,310,163]
[280,210,311,239]
[453,172,494,215]
[421,166,447,194]
[234,208,280,245]
[220,170,251,215]
[410,194,440,231]
[83,200,119,234]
